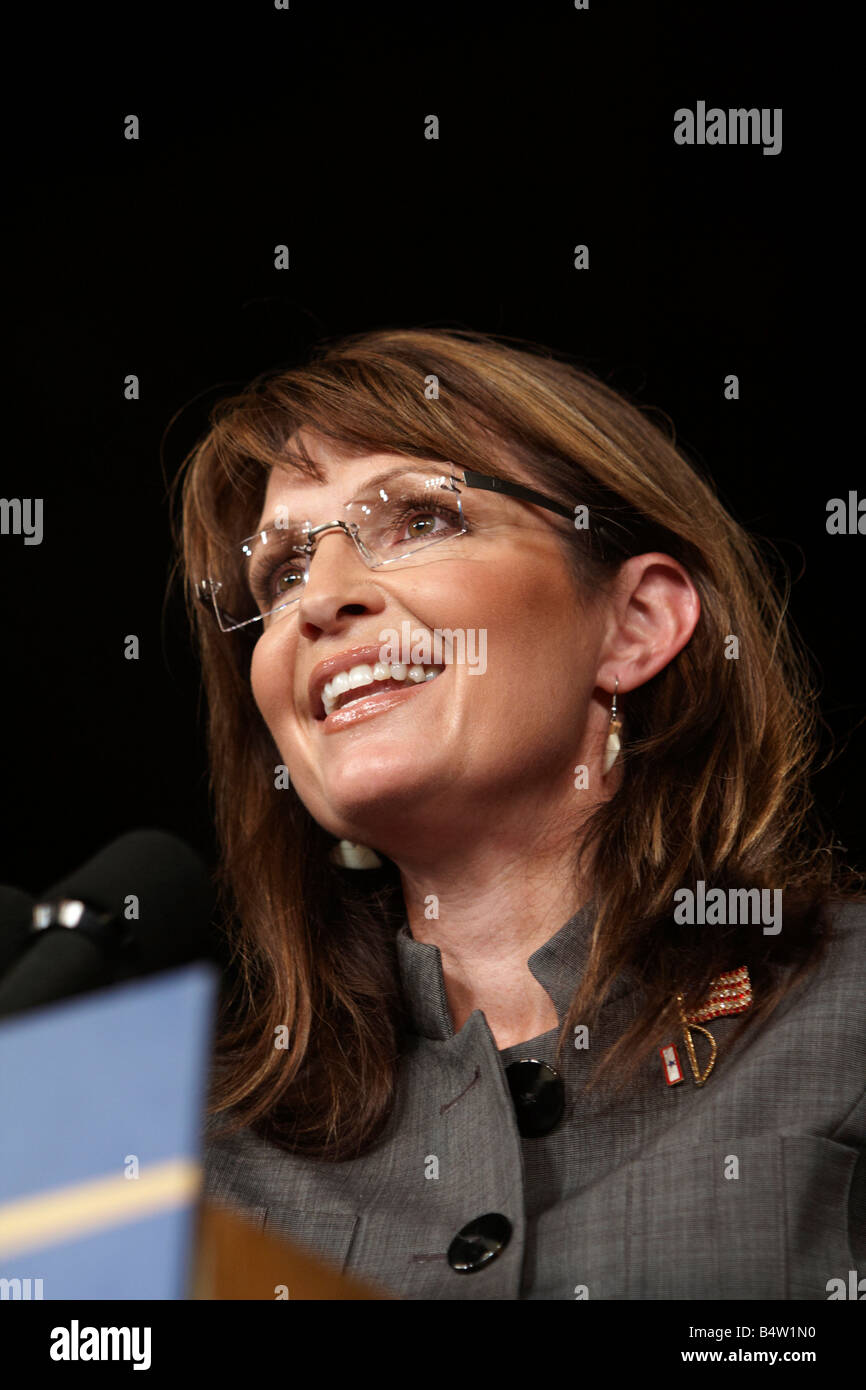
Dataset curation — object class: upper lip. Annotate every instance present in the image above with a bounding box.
[308,644,409,721]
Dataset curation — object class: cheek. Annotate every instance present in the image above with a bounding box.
[502,567,588,670]
[505,576,600,725]
[249,634,295,740]
[417,558,591,700]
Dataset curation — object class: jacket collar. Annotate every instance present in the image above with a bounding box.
[395,900,636,1042]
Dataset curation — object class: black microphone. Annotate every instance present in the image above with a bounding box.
[0,829,217,1021]
[0,884,35,977]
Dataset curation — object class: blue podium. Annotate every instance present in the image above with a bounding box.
[0,963,218,1300]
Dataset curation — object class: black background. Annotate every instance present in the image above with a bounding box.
[2,1,861,892]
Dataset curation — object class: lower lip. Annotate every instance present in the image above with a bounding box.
[318,675,443,733]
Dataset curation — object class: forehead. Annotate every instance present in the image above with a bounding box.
[253,443,449,531]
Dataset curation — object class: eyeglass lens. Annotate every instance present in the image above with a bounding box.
[210,472,467,630]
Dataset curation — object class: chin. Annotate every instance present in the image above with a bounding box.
[312,752,446,835]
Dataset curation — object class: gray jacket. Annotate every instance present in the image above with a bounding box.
[202,900,866,1299]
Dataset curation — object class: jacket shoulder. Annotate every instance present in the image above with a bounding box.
[745,897,866,1139]
[200,1112,280,1212]
[788,897,866,1020]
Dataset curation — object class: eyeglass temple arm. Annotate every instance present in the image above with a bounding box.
[460,467,633,557]
[459,467,578,522]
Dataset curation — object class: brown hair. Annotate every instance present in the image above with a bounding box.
[172,326,861,1159]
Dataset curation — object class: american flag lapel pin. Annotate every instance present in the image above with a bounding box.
[662,966,753,1088]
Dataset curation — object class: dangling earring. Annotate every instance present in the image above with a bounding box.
[330,840,383,869]
[603,677,622,775]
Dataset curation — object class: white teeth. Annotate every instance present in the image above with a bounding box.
[348,664,373,688]
[320,661,444,717]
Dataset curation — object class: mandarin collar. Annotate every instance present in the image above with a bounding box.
[395,900,635,1042]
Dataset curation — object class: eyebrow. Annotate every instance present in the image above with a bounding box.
[251,463,459,537]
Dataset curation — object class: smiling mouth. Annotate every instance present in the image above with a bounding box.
[317,662,444,720]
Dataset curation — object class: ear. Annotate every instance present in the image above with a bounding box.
[596,552,700,694]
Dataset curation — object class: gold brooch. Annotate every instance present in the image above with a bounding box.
[660,966,753,1087]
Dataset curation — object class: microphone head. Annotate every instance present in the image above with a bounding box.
[0,884,36,976]
[40,829,218,975]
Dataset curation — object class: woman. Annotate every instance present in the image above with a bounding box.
[175,326,865,1300]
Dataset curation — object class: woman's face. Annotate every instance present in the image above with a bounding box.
[248,434,610,858]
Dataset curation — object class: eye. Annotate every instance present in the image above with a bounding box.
[269,563,305,596]
[273,566,305,594]
[252,557,306,611]
[405,511,442,538]
[387,497,463,547]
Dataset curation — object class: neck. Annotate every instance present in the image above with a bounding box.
[397,820,593,1049]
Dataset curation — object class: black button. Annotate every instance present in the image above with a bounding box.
[504,1058,565,1137]
[447,1213,513,1272]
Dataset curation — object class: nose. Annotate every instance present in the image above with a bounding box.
[296,526,386,637]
